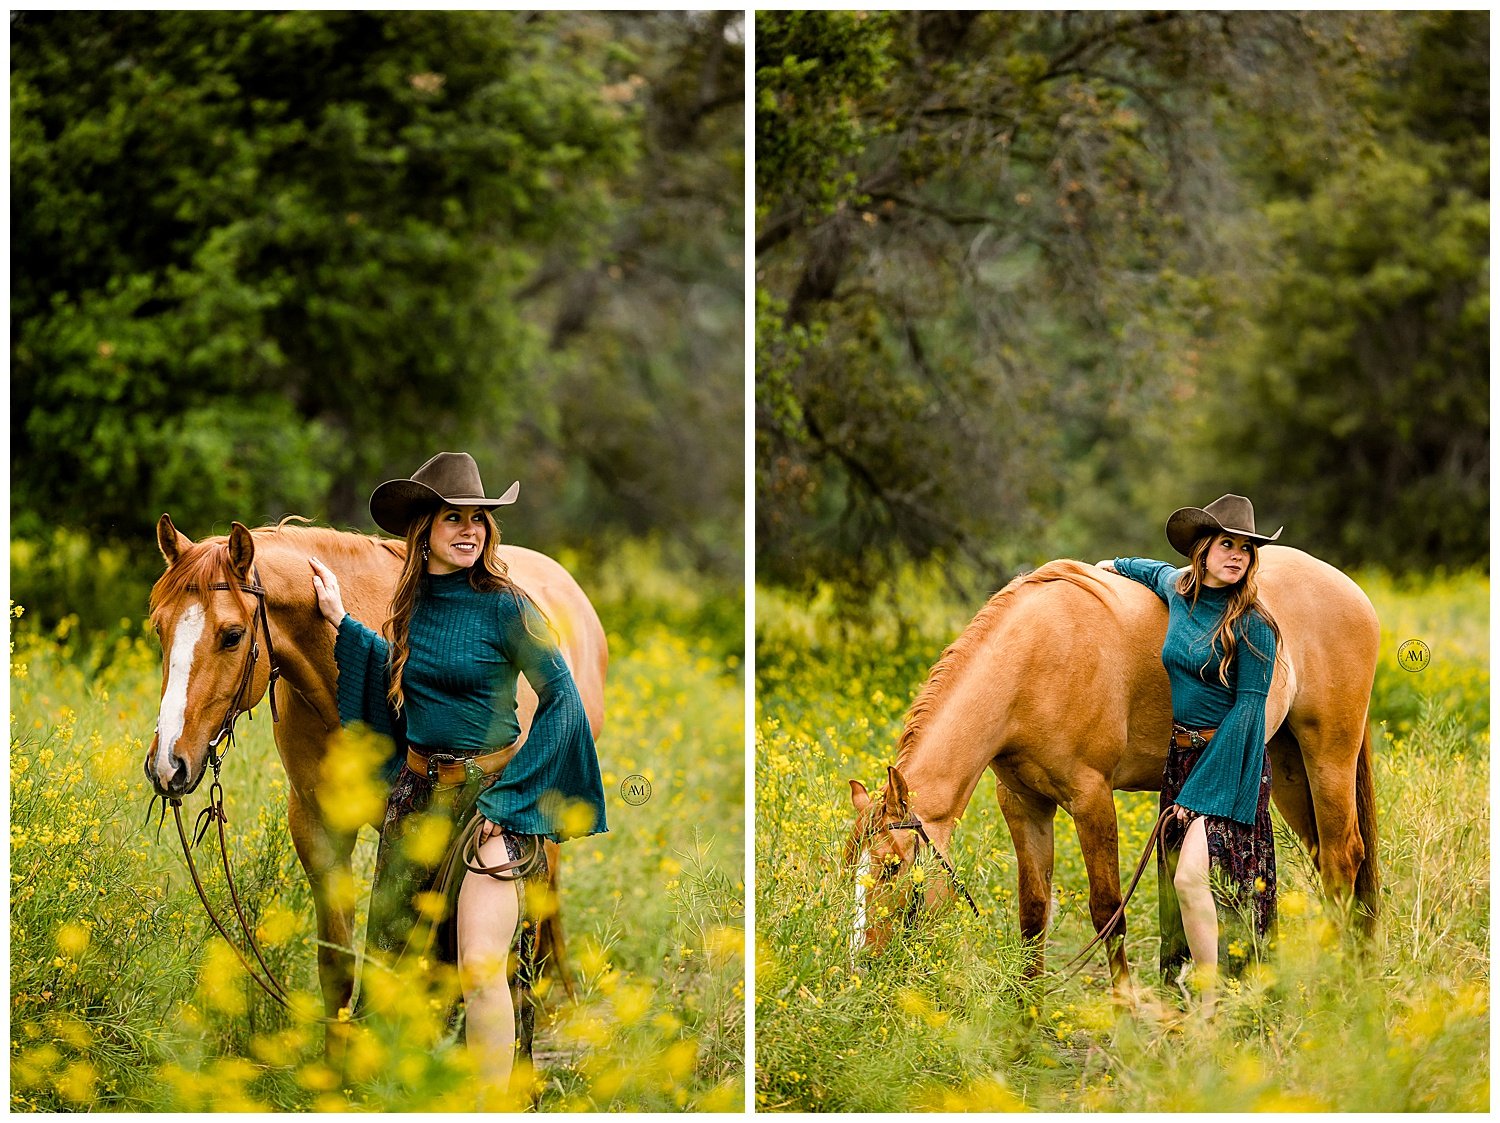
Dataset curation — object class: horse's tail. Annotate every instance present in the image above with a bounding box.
[1353,719,1381,932]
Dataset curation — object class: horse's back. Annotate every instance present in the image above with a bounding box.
[497,544,609,737]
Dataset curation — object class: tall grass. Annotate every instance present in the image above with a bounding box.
[755,563,1488,1111]
[9,543,744,1111]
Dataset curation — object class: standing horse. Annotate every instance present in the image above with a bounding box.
[145,514,607,1034]
[846,546,1380,986]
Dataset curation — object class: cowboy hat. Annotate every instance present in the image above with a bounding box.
[1165,493,1282,557]
[369,451,519,537]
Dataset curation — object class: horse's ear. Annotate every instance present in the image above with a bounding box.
[883,765,910,817]
[157,513,192,568]
[227,522,256,580]
[849,779,872,812]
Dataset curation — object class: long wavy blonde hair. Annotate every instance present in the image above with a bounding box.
[1174,532,1281,686]
[384,505,515,715]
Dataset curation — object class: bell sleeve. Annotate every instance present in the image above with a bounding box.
[1113,557,1181,604]
[332,615,407,785]
[477,592,609,843]
[1174,610,1276,825]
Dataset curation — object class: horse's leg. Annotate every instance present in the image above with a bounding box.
[1069,774,1132,991]
[536,839,575,1000]
[286,785,358,1047]
[995,769,1056,978]
[277,705,359,1062]
[1268,722,1320,862]
[1291,710,1371,925]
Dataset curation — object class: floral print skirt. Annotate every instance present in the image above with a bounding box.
[1157,731,1277,979]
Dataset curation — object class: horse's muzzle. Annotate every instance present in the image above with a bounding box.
[145,733,204,798]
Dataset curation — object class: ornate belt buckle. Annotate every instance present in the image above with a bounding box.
[463,757,484,786]
[426,752,459,784]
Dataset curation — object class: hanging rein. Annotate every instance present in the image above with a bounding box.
[870,806,1174,990]
[144,568,317,1015]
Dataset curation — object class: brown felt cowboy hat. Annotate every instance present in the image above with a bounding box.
[1165,493,1282,557]
[369,451,519,537]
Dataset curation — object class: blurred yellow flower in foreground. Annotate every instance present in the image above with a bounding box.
[55,922,90,957]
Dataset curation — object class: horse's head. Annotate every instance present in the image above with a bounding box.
[145,513,271,798]
[844,765,929,952]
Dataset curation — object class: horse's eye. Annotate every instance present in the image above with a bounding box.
[222,627,246,649]
[878,854,902,880]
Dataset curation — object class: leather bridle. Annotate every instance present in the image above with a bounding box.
[199,568,282,769]
[884,815,982,920]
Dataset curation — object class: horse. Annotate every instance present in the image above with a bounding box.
[845,546,1380,987]
[144,513,608,1042]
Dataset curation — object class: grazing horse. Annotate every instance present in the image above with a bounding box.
[846,546,1380,986]
[145,514,607,1034]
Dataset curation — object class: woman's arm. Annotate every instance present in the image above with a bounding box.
[311,557,404,776]
[1107,557,1180,604]
[476,592,608,842]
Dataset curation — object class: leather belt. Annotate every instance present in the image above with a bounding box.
[1171,724,1218,751]
[407,743,514,787]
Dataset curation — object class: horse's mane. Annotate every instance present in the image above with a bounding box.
[255,519,406,563]
[149,518,403,617]
[894,560,1116,770]
[148,538,250,617]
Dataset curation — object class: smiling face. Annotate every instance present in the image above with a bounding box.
[426,504,489,574]
[1202,532,1255,588]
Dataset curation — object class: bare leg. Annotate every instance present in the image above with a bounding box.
[1173,815,1218,1016]
[457,834,521,1098]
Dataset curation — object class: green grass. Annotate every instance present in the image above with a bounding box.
[9,546,744,1112]
[754,564,1488,1112]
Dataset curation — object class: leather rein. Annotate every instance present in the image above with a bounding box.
[875,807,1176,990]
[145,567,320,1015]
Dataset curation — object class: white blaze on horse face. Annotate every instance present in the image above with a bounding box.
[155,602,205,776]
[851,848,870,953]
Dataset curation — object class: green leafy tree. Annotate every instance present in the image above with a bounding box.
[1209,11,1488,570]
[754,11,1482,587]
[12,11,635,538]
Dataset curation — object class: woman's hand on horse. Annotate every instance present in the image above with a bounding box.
[1096,559,1117,572]
[308,557,347,628]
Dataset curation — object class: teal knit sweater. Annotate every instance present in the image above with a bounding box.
[333,569,607,842]
[1114,558,1277,825]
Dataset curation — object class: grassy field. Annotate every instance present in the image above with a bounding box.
[754,562,1488,1112]
[9,542,744,1112]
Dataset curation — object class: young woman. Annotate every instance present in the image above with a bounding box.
[309,451,606,1089]
[1098,494,1282,1017]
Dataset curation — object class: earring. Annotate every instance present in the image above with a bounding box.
[421,543,430,561]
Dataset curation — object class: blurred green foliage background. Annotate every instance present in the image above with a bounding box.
[12,10,745,634]
[755,11,1487,589]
